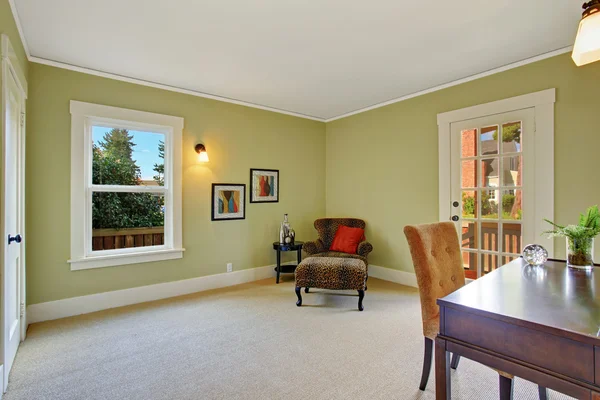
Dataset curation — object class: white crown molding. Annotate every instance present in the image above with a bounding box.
[29,56,326,122]
[324,46,572,123]
[9,0,326,122]
[436,88,555,125]
[7,0,30,58]
[8,1,573,123]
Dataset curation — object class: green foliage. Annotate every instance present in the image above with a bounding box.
[502,194,515,213]
[462,192,521,220]
[492,122,521,143]
[544,205,600,240]
[98,128,135,160]
[481,191,497,216]
[462,192,475,216]
[544,205,600,259]
[92,128,164,230]
[152,140,165,186]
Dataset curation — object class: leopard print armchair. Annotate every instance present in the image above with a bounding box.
[303,218,373,262]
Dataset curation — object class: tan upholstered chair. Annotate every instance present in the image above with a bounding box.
[404,222,547,400]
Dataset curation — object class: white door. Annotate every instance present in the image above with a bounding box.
[3,63,24,391]
[450,108,535,279]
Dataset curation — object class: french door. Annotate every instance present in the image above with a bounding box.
[450,108,535,279]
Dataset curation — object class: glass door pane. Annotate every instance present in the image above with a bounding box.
[451,110,532,278]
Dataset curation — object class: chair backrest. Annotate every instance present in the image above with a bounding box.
[403,222,465,337]
[314,218,366,249]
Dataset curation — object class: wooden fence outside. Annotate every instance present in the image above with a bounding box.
[92,227,165,251]
[462,222,522,277]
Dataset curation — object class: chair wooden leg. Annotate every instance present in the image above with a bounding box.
[538,386,548,400]
[499,375,514,400]
[419,337,433,391]
[358,290,365,311]
[295,286,302,306]
[305,287,309,293]
[450,354,460,370]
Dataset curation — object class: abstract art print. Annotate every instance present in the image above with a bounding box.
[212,184,246,221]
[250,169,279,203]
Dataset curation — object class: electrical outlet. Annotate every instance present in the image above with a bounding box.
[227,263,233,273]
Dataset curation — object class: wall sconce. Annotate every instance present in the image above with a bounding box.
[572,1,600,66]
[195,143,210,162]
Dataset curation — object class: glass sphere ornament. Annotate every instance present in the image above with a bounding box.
[522,244,548,266]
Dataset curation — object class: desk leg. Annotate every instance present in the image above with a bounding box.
[276,249,281,284]
[297,248,302,265]
[499,375,514,400]
[435,337,451,400]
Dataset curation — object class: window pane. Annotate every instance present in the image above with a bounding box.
[92,126,165,186]
[481,158,499,187]
[462,190,477,219]
[502,223,522,254]
[501,189,522,220]
[462,251,478,279]
[502,156,521,187]
[91,192,165,251]
[461,129,477,157]
[501,121,522,153]
[482,254,499,275]
[461,160,477,188]
[481,189,499,219]
[480,125,498,156]
[481,222,499,252]
[461,221,478,250]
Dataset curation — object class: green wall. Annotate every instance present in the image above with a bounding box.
[26,63,326,304]
[326,53,600,273]
[16,7,600,303]
[0,0,28,79]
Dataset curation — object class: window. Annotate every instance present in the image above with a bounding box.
[69,101,183,270]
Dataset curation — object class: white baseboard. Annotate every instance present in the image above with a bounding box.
[27,263,286,324]
[369,265,418,288]
[27,263,416,324]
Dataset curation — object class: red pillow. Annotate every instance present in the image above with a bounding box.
[329,225,365,254]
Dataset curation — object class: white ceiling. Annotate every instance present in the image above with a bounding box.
[14,0,581,121]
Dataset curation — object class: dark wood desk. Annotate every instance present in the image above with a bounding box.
[436,258,600,400]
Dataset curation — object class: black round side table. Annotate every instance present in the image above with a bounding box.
[272,241,304,284]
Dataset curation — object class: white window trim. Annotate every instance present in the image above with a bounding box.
[437,88,555,257]
[69,101,184,270]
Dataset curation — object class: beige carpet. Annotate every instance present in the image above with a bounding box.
[6,276,572,400]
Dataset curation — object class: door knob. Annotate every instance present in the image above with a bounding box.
[451,216,459,222]
[8,234,22,245]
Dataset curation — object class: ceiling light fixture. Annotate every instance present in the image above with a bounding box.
[572,1,600,66]
[195,143,209,163]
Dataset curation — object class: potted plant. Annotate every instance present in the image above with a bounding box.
[544,205,600,270]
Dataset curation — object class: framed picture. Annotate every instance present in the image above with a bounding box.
[212,184,246,221]
[250,169,279,203]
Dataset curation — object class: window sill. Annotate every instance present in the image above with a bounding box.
[68,248,185,271]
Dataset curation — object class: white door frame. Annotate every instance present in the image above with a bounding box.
[1,34,28,391]
[437,89,555,257]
